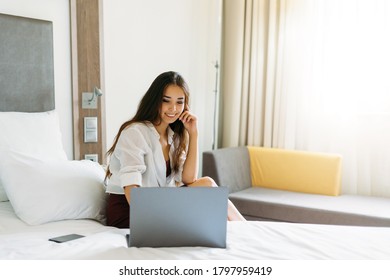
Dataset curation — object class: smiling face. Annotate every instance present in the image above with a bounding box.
[160,85,186,125]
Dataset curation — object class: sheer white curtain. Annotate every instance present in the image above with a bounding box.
[221,0,390,197]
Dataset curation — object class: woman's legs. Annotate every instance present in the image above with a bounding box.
[106,193,130,228]
[187,176,246,221]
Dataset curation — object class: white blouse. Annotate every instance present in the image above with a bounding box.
[105,122,186,194]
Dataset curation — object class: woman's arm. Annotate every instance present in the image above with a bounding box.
[179,107,199,184]
[181,131,198,184]
[113,125,147,198]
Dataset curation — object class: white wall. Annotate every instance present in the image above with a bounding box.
[0,0,73,159]
[101,0,222,171]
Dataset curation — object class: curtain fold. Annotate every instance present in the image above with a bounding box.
[221,0,390,197]
[222,0,281,147]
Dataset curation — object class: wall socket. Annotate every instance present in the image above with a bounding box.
[85,154,98,162]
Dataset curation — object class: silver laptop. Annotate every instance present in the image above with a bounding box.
[129,187,228,248]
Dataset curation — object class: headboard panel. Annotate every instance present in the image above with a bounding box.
[0,13,55,112]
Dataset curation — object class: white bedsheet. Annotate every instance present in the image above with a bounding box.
[1,202,390,260]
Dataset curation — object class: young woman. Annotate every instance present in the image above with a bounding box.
[105,71,245,228]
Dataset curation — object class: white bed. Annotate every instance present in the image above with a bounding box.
[1,198,390,260]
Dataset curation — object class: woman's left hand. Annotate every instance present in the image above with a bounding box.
[179,105,198,136]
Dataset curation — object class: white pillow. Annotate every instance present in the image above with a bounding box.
[0,110,67,202]
[0,150,107,225]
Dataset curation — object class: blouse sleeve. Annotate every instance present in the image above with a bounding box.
[114,127,147,188]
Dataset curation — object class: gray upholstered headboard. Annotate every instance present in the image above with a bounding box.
[0,13,55,112]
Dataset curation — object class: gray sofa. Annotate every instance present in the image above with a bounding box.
[202,146,390,227]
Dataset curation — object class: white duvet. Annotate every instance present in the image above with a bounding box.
[1,202,390,260]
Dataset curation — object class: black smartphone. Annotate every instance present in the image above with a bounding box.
[49,234,85,243]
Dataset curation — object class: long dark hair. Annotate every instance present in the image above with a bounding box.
[105,71,190,180]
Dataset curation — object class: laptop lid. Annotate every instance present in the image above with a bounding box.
[129,187,228,248]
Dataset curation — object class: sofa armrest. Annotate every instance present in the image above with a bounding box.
[202,147,252,193]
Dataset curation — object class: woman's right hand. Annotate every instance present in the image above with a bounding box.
[179,104,198,136]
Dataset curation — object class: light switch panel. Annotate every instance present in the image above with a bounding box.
[84,117,98,143]
[85,117,97,129]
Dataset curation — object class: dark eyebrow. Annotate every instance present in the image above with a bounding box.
[163,95,184,100]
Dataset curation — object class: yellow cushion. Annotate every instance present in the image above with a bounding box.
[248,146,342,196]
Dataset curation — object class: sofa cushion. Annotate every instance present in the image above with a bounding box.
[229,187,390,227]
[248,146,342,196]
